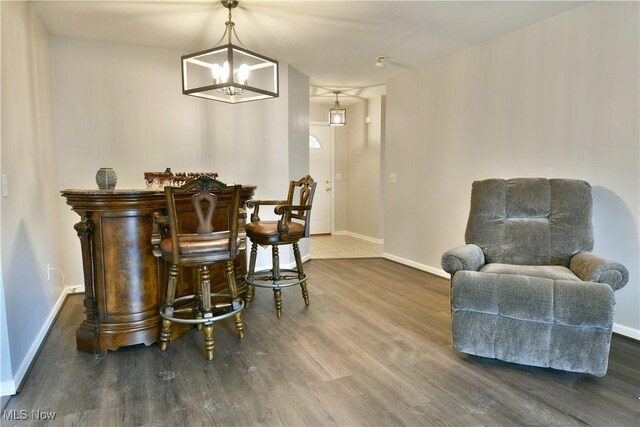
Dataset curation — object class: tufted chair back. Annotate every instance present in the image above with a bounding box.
[465,178,593,266]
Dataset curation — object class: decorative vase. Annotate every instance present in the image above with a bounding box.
[96,168,117,190]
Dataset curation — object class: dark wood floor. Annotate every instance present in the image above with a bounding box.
[4,259,640,426]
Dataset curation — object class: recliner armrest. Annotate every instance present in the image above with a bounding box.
[570,253,629,291]
[441,244,485,276]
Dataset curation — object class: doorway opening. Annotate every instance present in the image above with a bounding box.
[309,123,332,235]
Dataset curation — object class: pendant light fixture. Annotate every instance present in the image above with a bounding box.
[181,0,279,103]
[329,91,346,126]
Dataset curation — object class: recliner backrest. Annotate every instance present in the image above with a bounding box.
[465,178,593,266]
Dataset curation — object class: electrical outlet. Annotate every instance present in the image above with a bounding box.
[389,173,397,184]
[335,173,342,181]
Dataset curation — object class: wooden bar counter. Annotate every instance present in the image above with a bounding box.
[61,186,255,353]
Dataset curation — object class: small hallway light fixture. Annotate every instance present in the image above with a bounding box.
[181,0,279,103]
[329,91,346,126]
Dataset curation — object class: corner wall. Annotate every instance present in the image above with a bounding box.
[287,67,311,255]
[0,0,10,400]
[1,1,65,393]
[384,2,640,335]
[346,98,384,242]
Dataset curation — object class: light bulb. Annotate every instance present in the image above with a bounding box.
[221,61,230,84]
[238,64,249,85]
[211,61,230,84]
[211,63,222,84]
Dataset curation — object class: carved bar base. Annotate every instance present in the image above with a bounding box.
[62,187,254,354]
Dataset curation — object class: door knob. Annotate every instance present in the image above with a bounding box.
[325,187,331,192]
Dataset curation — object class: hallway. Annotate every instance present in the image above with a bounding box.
[310,234,382,259]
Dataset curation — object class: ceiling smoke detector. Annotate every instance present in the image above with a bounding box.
[375,56,388,69]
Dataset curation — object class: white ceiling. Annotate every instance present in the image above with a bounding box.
[32,0,586,104]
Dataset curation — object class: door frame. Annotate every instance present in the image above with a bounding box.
[310,121,335,235]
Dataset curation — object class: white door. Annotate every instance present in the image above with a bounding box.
[309,125,331,234]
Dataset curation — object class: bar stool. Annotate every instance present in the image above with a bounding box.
[244,176,316,318]
[152,175,244,360]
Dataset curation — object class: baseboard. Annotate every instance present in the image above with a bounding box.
[383,252,640,341]
[2,285,76,397]
[332,230,384,245]
[613,323,640,341]
[68,285,85,294]
[382,252,450,279]
[0,380,16,397]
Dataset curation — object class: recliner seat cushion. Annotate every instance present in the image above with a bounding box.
[452,271,614,327]
[479,264,581,282]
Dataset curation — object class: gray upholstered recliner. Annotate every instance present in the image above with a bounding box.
[441,178,628,376]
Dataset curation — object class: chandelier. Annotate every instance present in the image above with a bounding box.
[181,0,279,103]
[329,91,346,126]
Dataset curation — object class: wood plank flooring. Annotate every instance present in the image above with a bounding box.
[4,259,639,426]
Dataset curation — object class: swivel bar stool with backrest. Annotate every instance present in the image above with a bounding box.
[153,175,244,360]
[244,176,316,318]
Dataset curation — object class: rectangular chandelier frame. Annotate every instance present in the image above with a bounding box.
[182,43,279,104]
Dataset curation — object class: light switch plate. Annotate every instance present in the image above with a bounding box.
[389,173,397,184]
[1,175,7,197]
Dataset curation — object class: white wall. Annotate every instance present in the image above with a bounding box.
[288,67,310,184]
[0,18,11,388]
[287,67,311,256]
[52,37,210,287]
[346,99,384,241]
[0,266,12,399]
[0,0,10,399]
[1,1,65,393]
[384,2,639,335]
[52,37,309,284]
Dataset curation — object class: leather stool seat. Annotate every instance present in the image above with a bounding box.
[160,232,242,258]
[245,221,305,240]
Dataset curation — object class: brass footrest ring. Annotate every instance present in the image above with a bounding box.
[160,293,244,325]
[245,268,307,289]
